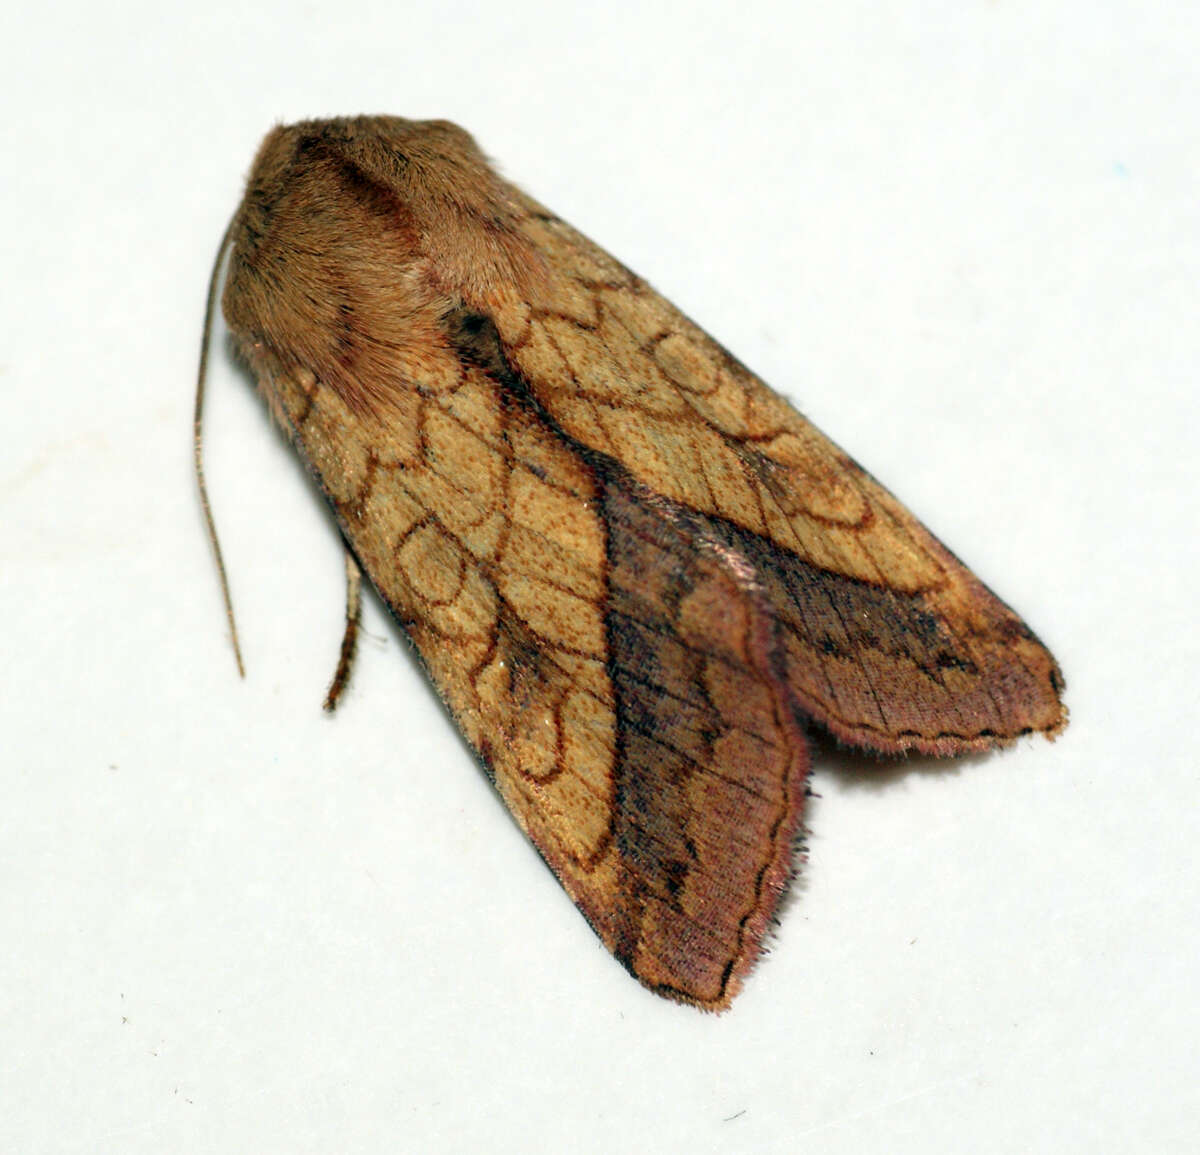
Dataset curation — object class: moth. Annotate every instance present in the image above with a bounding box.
[198,117,1066,1010]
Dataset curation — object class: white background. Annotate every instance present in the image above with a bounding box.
[3,2,1197,1151]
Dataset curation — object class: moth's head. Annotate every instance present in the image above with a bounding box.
[225,115,538,311]
[221,116,543,418]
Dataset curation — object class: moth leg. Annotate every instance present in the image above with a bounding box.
[323,549,363,713]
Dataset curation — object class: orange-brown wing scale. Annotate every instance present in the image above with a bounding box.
[221,117,1065,1008]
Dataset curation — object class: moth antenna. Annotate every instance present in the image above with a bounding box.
[193,214,245,678]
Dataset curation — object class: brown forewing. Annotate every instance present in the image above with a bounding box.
[489,210,1066,755]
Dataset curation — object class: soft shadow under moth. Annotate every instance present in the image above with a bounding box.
[196,117,1066,1010]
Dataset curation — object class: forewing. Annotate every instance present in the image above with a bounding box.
[222,134,809,1006]
[490,207,1066,755]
